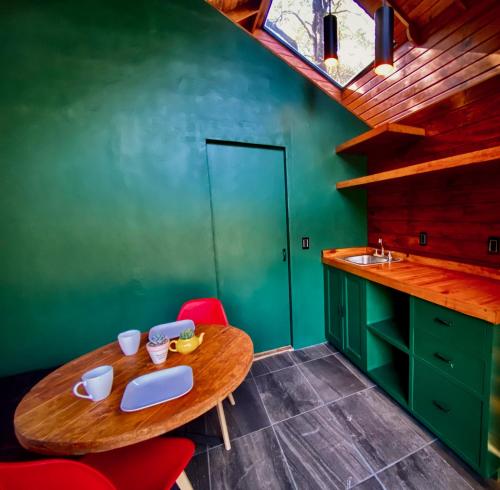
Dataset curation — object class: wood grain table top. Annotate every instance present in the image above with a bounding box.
[322,247,500,325]
[14,324,253,455]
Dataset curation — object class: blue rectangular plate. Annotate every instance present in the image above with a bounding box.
[120,365,193,412]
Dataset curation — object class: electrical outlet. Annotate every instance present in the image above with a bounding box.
[419,232,427,246]
[301,237,310,250]
[488,237,499,254]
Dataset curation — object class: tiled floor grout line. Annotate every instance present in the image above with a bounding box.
[426,446,476,490]
[296,352,339,366]
[265,384,375,430]
[333,352,375,387]
[350,443,389,490]
[204,415,212,490]
[203,350,479,489]
[252,357,298,378]
[206,442,212,490]
[204,384,374,453]
[205,421,272,452]
[249,375,299,490]
[253,353,445,488]
[373,439,437,477]
[252,350,338,378]
[294,360,328,405]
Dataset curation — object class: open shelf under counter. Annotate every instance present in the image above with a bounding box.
[368,358,409,408]
[367,319,409,353]
[336,123,426,156]
[336,145,500,190]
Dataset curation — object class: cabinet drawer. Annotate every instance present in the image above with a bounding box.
[414,359,483,467]
[414,329,486,396]
[412,298,487,357]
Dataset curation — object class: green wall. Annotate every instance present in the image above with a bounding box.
[0,0,367,377]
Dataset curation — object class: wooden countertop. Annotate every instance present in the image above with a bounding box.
[322,247,500,325]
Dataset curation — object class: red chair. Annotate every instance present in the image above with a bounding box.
[0,438,195,490]
[177,298,229,327]
[177,298,235,450]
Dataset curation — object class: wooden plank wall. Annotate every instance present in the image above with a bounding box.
[366,76,500,267]
[343,0,500,127]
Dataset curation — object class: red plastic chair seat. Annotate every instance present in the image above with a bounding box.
[0,438,194,490]
[82,438,195,490]
[177,298,229,326]
[0,459,115,490]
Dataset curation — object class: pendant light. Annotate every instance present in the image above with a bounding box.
[374,1,395,76]
[323,1,338,69]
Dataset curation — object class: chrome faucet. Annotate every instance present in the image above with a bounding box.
[374,238,385,257]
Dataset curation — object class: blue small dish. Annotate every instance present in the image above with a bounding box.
[149,320,195,341]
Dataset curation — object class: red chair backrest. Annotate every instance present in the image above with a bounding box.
[177,298,229,326]
[0,460,116,490]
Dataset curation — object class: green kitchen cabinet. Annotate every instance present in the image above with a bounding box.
[411,297,499,477]
[323,264,500,479]
[324,267,344,350]
[344,274,366,369]
[324,267,366,370]
[413,358,483,468]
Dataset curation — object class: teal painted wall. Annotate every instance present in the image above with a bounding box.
[0,0,367,376]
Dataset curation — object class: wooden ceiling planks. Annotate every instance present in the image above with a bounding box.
[205,0,499,127]
[342,0,493,107]
[343,0,500,126]
[360,29,500,123]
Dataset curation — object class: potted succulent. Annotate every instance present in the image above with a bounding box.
[146,334,169,364]
[169,328,205,355]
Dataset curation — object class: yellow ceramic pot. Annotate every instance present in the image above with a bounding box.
[169,332,205,355]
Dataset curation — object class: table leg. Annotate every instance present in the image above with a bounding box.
[228,392,236,406]
[216,401,231,450]
[176,470,194,490]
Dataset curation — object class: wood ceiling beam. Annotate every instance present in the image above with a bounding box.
[388,0,426,45]
[250,0,272,33]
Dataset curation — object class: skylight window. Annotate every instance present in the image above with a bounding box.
[264,0,375,87]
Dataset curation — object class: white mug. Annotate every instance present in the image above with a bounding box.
[118,329,141,355]
[73,365,113,402]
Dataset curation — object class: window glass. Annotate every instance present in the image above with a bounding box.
[264,0,375,87]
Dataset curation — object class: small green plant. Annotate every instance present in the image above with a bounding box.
[179,328,194,340]
[148,334,167,346]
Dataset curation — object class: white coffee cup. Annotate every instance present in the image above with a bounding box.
[118,329,141,355]
[73,365,113,402]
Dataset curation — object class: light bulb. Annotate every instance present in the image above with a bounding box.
[374,63,394,76]
[325,57,338,69]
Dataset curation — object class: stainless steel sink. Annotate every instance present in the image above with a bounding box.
[343,254,389,266]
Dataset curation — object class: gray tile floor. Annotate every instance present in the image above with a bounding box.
[181,344,498,490]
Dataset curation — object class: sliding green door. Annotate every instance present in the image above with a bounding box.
[206,142,291,352]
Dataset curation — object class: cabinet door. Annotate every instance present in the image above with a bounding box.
[345,273,366,369]
[324,267,344,350]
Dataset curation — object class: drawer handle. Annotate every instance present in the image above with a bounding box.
[432,400,451,413]
[434,317,453,327]
[434,352,454,368]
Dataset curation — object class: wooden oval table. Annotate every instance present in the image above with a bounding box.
[15,324,253,455]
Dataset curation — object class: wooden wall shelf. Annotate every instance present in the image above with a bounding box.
[226,7,259,26]
[336,123,426,155]
[336,145,500,190]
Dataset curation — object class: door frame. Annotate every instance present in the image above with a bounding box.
[204,139,294,347]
